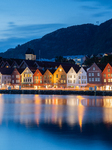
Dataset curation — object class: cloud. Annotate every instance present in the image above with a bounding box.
[0,23,67,52]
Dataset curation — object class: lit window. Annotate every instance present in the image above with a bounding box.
[104,79,106,82]
[61,80,63,83]
[108,79,110,82]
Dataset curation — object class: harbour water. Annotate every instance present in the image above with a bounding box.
[0,94,112,150]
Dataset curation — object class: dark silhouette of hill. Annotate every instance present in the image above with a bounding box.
[0,19,112,59]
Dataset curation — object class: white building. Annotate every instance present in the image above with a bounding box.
[67,67,79,88]
[77,67,87,87]
[25,48,36,60]
[0,68,14,88]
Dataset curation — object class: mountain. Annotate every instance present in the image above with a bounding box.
[0,19,112,59]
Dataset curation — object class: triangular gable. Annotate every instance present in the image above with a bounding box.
[3,62,11,68]
[87,63,101,72]
[19,60,28,68]
[43,69,52,76]
[102,63,112,74]
[11,61,19,68]
[21,67,34,75]
[77,67,86,75]
[54,65,66,75]
[34,62,39,68]
[67,67,76,75]
[0,61,5,68]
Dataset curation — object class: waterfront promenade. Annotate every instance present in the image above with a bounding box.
[0,88,112,96]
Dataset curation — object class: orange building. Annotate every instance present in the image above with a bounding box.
[102,63,112,90]
[54,65,68,88]
[33,69,45,88]
[43,69,55,88]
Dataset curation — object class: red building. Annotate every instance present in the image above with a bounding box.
[102,63,112,90]
[33,69,45,88]
[87,63,104,89]
[11,68,24,88]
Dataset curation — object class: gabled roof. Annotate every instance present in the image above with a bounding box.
[0,68,14,75]
[25,48,35,55]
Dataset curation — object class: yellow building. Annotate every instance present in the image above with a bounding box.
[54,65,68,88]
[43,69,55,88]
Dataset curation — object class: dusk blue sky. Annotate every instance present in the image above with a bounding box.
[0,0,112,52]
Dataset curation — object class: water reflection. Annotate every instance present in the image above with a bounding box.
[1,94,112,148]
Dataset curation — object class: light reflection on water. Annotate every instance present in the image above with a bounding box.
[0,94,112,150]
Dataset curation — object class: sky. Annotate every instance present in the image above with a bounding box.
[0,0,112,52]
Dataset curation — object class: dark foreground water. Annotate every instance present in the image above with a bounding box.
[0,94,112,150]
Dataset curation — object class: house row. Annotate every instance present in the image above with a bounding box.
[0,64,88,89]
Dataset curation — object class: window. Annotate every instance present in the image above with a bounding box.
[12,75,14,78]
[93,67,95,70]
[24,79,25,82]
[98,78,100,82]
[50,75,52,78]
[95,78,97,82]
[44,75,46,79]
[30,79,31,82]
[25,74,27,77]
[26,79,27,82]
[37,80,38,83]
[104,74,106,77]
[92,78,94,82]
[34,76,36,79]
[89,73,91,76]
[47,75,49,78]
[68,80,72,83]
[40,76,42,79]
[82,76,86,79]
[16,80,20,83]
[79,76,81,79]
[40,80,42,84]
[28,74,30,77]
[71,69,73,73]
[92,73,94,76]
[108,69,110,72]
[68,75,72,78]
[97,73,100,76]
[37,76,38,79]
[34,80,36,83]
[44,80,46,83]
[108,74,110,77]
[61,80,63,83]
[74,80,75,83]
[64,80,66,83]
[74,75,75,78]
[28,79,29,82]
[108,79,110,82]
[12,80,14,83]
[104,79,106,82]
[30,74,32,77]
[56,74,58,78]
[24,74,25,77]
[16,75,19,78]
[89,78,91,82]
